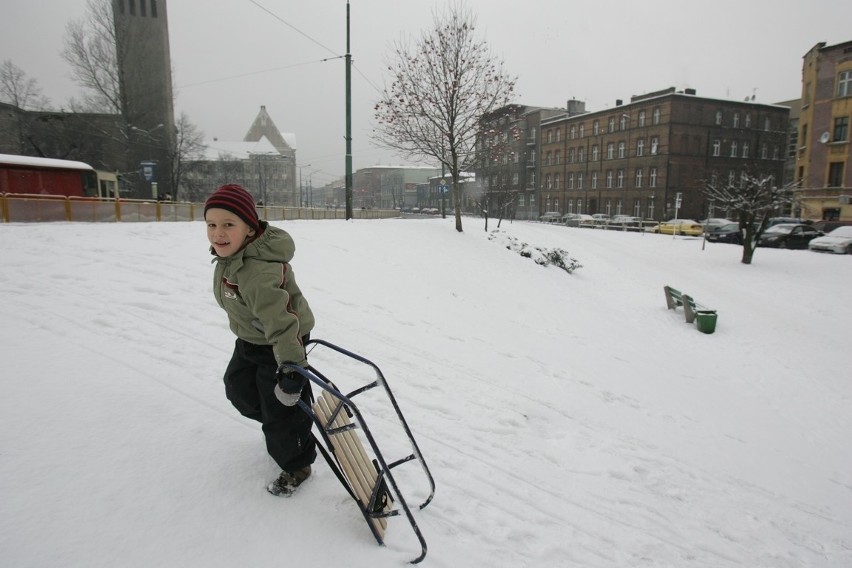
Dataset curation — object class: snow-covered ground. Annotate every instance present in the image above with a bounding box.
[2,217,850,567]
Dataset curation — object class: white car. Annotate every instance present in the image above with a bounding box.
[808,226,852,254]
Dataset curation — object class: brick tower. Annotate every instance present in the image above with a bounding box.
[112,0,176,198]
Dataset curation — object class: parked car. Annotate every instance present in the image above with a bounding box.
[607,216,645,230]
[808,226,852,254]
[757,223,823,249]
[811,220,852,234]
[652,219,704,236]
[539,212,562,223]
[700,218,734,233]
[562,213,594,227]
[705,222,743,244]
[765,216,808,228]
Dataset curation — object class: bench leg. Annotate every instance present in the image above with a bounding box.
[682,295,697,323]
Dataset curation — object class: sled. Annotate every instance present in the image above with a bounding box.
[280,339,435,564]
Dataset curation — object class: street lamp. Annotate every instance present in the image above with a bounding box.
[298,164,312,208]
[307,169,321,208]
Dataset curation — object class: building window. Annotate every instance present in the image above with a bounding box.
[713,139,721,156]
[728,169,736,184]
[518,194,524,206]
[608,117,615,132]
[554,198,559,211]
[570,125,576,139]
[140,0,146,16]
[838,71,852,97]
[151,0,158,17]
[591,172,598,189]
[618,142,625,159]
[577,173,584,189]
[742,141,749,158]
[653,108,661,125]
[833,116,849,142]
[578,147,585,162]
[555,150,561,164]
[638,110,646,127]
[606,143,614,160]
[593,120,600,135]
[733,113,740,128]
[592,145,599,161]
[512,173,519,186]
[606,171,613,188]
[649,167,657,188]
[568,148,575,163]
[617,169,624,188]
[761,144,768,159]
[745,113,751,128]
[579,124,585,138]
[636,139,645,157]
[545,174,551,190]
[547,130,553,143]
[730,141,738,157]
[556,129,561,142]
[651,137,659,155]
[129,0,136,14]
[773,146,779,160]
[545,151,551,165]
[828,162,844,187]
[567,173,574,189]
[635,168,643,188]
[764,117,771,131]
[620,115,628,130]
[553,173,559,189]
[715,110,723,125]
[634,198,641,217]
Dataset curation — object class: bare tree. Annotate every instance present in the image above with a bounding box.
[1,60,52,154]
[168,112,205,201]
[702,172,797,264]
[62,0,123,115]
[373,3,515,232]
[0,60,51,110]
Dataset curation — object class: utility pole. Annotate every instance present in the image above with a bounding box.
[344,1,353,219]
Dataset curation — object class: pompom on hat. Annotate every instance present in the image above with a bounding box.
[204,184,260,231]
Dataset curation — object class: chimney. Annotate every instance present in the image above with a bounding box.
[684,88,696,95]
[615,99,623,106]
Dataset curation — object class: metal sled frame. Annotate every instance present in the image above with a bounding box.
[281,339,436,564]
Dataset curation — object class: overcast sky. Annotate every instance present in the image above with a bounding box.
[3,0,851,185]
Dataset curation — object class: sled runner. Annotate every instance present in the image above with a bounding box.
[280,339,435,564]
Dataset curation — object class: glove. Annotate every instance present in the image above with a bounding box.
[274,370,306,407]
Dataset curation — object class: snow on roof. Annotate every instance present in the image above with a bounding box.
[280,132,297,150]
[200,137,284,161]
[0,153,94,171]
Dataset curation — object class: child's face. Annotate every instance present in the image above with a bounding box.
[205,208,256,257]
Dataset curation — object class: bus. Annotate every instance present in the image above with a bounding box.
[0,153,100,198]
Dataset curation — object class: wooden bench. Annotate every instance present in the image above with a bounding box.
[664,285,706,324]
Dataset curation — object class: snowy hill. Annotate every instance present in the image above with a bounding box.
[2,218,850,567]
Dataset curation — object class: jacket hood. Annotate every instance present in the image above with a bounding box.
[212,222,295,267]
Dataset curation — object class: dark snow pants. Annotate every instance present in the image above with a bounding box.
[223,338,316,472]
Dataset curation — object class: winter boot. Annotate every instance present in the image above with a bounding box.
[267,465,312,496]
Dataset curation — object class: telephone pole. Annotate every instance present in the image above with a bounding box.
[344,1,353,219]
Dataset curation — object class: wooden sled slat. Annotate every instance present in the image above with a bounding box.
[313,391,390,538]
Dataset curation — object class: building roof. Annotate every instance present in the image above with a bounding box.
[200,136,283,161]
[0,153,95,171]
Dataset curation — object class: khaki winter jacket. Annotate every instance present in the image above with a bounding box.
[212,222,316,366]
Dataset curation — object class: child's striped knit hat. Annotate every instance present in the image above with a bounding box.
[204,184,260,231]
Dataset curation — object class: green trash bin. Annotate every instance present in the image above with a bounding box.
[695,310,718,334]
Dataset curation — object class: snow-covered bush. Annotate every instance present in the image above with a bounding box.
[488,230,582,274]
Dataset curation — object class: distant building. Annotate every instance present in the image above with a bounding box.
[113,0,177,199]
[539,87,789,221]
[476,103,567,220]
[353,166,441,209]
[182,106,297,204]
[795,41,852,221]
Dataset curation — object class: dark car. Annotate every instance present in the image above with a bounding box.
[757,223,823,249]
[705,222,743,244]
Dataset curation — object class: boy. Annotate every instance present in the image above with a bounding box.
[205,183,316,496]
